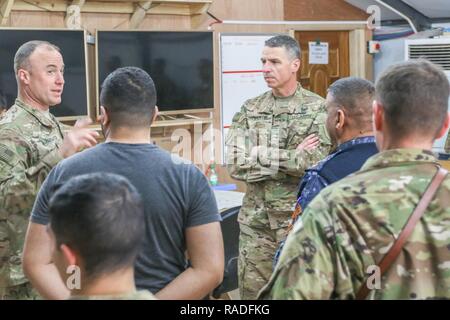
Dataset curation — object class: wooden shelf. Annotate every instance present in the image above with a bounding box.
[0,0,211,25]
[151,117,212,128]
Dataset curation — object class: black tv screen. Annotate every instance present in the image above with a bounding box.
[0,29,89,120]
[96,31,214,112]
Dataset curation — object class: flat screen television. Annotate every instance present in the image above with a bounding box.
[96,31,214,114]
[0,28,90,120]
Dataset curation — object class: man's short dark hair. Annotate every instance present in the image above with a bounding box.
[49,173,145,281]
[14,40,61,74]
[327,77,375,129]
[265,35,301,60]
[376,59,449,139]
[100,66,157,127]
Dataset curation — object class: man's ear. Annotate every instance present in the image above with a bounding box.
[18,69,30,84]
[291,58,301,73]
[151,106,159,124]
[99,106,110,126]
[60,244,78,267]
[436,112,450,139]
[336,109,346,130]
[373,100,383,132]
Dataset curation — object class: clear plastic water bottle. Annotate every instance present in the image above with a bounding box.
[209,162,218,186]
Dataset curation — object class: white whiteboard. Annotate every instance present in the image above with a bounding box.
[220,34,276,163]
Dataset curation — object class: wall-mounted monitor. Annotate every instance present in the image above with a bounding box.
[96,31,214,114]
[0,28,90,121]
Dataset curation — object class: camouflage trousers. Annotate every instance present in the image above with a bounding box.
[238,224,285,300]
[0,282,40,300]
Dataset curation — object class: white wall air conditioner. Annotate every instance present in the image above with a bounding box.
[405,38,450,154]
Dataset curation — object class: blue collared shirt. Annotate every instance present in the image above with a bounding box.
[297,136,378,211]
[273,136,378,268]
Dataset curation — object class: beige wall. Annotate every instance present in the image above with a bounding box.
[194,0,285,32]
[6,0,284,32]
[284,0,368,21]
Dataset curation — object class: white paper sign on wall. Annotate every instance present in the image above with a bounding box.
[309,42,329,65]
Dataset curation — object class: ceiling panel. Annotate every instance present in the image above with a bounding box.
[345,0,450,20]
[402,0,450,19]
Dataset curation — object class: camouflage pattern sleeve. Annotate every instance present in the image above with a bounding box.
[0,132,62,219]
[0,133,63,286]
[254,104,332,178]
[226,97,332,182]
[259,193,365,300]
[225,101,262,181]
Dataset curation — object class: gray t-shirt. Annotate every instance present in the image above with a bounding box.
[31,142,221,293]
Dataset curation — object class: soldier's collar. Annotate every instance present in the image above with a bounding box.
[361,148,438,171]
[15,99,58,128]
[266,83,304,114]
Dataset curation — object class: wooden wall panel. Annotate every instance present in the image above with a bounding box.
[193,0,284,31]
[9,11,65,27]
[81,13,132,32]
[284,0,369,21]
[6,0,284,31]
[209,0,284,21]
[8,12,191,33]
[80,13,190,33]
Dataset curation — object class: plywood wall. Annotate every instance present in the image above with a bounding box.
[194,0,285,32]
[284,0,369,21]
[7,11,191,33]
[6,0,284,32]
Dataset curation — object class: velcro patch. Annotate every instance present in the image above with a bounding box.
[0,144,15,165]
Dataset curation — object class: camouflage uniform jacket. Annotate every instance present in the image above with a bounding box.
[226,83,332,230]
[0,99,64,288]
[260,148,450,299]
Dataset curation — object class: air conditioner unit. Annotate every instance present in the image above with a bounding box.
[405,38,450,154]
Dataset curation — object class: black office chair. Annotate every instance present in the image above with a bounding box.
[212,206,241,298]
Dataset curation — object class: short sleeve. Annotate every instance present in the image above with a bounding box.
[186,166,221,228]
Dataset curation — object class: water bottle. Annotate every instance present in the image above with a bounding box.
[209,162,218,186]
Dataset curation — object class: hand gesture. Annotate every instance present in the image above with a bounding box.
[59,118,99,159]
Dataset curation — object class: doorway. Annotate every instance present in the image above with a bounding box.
[295,30,350,97]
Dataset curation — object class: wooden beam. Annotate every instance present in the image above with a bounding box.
[65,0,85,29]
[0,0,14,25]
[12,0,204,15]
[189,2,208,15]
[129,1,152,29]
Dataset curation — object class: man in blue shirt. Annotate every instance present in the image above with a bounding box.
[273,77,378,267]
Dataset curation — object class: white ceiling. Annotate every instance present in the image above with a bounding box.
[403,0,450,18]
[345,0,450,20]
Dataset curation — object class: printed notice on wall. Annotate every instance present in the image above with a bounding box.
[309,42,329,64]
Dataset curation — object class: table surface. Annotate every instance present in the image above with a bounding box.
[214,190,245,212]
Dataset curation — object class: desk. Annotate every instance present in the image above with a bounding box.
[214,190,244,213]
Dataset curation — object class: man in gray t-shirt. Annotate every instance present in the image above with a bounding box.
[22,67,224,300]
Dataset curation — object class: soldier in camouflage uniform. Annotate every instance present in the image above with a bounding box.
[259,59,450,299]
[48,173,157,300]
[226,35,332,299]
[0,41,98,299]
